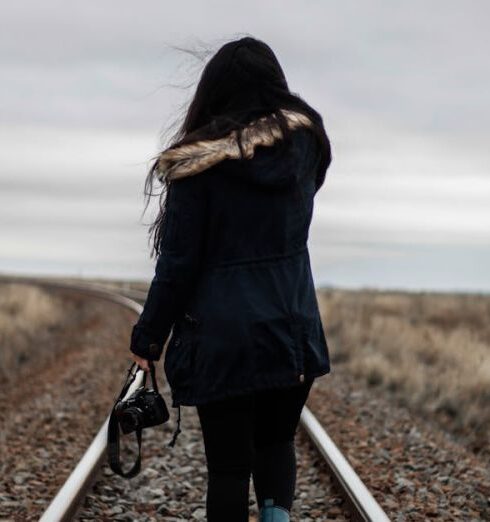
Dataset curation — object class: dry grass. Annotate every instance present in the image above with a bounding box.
[0,283,66,381]
[317,288,490,454]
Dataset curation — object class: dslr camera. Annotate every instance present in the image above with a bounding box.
[114,367,169,434]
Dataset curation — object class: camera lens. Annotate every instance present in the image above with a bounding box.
[119,407,142,434]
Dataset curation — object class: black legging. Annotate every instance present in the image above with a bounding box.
[196,377,314,521]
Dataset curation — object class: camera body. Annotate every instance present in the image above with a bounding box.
[114,386,169,434]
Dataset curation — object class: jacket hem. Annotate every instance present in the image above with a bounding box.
[168,365,331,407]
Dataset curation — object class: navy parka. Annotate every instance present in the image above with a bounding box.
[130,125,331,410]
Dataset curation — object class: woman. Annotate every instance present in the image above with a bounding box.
[129,35,332,522]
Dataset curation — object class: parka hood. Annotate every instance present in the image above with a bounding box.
[155,109,315,188]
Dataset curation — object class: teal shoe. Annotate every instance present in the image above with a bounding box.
[259,498,290,522]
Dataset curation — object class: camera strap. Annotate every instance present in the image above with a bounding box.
[142,361,159,393]
[107,362,143,478]
[141,364,181,447]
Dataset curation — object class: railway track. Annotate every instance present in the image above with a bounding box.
[0,275,390,521]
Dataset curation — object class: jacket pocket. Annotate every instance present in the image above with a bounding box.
[288,316,306,381]
[164,314,199,389]
[252,316,298,381]
[293,315,330,376]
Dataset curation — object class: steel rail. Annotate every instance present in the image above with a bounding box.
[1,275,146,522]
[1,274,390,521]
[300,406,390,521]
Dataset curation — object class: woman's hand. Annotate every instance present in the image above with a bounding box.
[131,354,151,372]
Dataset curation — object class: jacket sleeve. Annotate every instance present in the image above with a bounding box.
[129,173,208,361]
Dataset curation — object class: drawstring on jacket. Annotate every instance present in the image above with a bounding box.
[166,312,200,447]
[167,405,182,447]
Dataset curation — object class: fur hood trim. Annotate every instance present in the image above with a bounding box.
[156,109,314,182]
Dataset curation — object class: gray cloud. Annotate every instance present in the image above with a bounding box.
[1,0,489,134]
[1,0,489,289]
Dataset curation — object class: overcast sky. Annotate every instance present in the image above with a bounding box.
[1,1,489,291]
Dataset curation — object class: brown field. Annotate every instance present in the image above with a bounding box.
[317,287,490,456]
[0,282,106,385]
[0,283,66,381]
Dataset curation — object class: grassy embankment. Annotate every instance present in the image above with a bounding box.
[0,280,112,385]
[0,283,66,382]
[317,287,490,455]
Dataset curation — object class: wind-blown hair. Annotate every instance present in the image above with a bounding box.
[143,35,332,258]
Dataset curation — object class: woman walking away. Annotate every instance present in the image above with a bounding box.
[129,35,333,521]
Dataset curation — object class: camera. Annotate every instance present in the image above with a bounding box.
[108,361,171,478]
[114,382,169,434]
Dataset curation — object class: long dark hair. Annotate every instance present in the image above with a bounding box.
[143,35,332,258]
